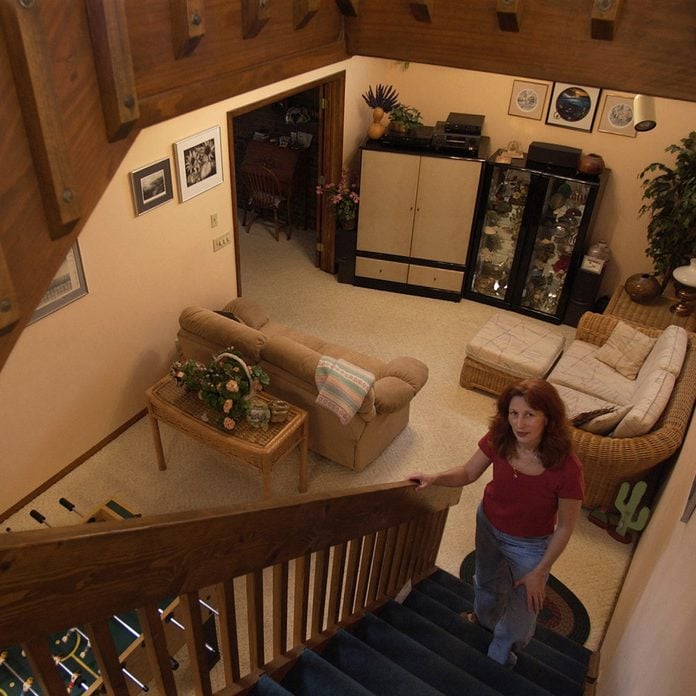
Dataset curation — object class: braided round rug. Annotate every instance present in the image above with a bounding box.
[459,551,591,645]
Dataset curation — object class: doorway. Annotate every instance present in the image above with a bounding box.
[227,72,346,297]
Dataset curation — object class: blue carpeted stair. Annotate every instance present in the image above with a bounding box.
[251,568,592,695]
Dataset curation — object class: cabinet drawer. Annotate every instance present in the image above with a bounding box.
[407,265,464,292]
[355,257,409,283]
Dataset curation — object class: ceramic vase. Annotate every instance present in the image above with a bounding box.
[367,107,386,140]
[246,399,270,430]
[625,272,662,304]
[578,153,605,175]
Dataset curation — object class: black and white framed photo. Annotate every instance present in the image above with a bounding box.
[545,82,601,132]
[130,158,174,215]
[508,79,550,120]
[30,242,88,324]
[174,125,223,202]
[597,92,636,137]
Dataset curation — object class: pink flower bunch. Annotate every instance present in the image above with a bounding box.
[316,169,360,224]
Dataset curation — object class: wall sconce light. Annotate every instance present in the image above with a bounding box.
[634,94,657,132]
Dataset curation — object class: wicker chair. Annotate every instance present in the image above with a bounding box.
[567,312,696,510]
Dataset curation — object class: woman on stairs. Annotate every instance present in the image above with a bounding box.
[409,378,584,668]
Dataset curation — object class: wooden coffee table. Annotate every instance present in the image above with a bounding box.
[145,376,309,498]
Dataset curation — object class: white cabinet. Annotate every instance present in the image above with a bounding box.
[355,147,482,300]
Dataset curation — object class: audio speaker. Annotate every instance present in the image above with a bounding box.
[527,142,581,170]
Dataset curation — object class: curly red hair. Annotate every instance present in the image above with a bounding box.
[489,378,572,469]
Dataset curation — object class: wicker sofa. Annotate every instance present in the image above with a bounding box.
[554,312,696,510]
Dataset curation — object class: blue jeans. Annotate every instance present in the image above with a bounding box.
[473,504,550,666]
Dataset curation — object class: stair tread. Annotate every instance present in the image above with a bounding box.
[377,600,556,696]
[405,587,585,696]
[416,576,589,683]
[322,628,444,695]
[250,674,294,695]
[281,648,374,696]
[353,611,502,696]
[430,568,592,666]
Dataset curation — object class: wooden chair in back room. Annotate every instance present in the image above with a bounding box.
[240,164,292,241]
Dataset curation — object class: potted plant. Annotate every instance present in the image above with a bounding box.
[388,104,423,134]
[638,130,696,291]
[315,169,360,229]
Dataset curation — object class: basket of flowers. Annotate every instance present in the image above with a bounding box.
[170,348,270,431]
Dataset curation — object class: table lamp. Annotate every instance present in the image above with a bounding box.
[671,259,696,315]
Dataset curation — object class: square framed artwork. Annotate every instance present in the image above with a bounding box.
[174,125,223,202]
[597,92,636,137]
[29,242,88,324]
[545,82,602,132]
[508,79,550,120]
[130,158,174,215]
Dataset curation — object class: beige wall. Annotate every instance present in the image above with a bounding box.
[597,417,696,695]
[2,56,695,512]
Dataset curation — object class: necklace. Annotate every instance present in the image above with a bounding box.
[511,446,540,478]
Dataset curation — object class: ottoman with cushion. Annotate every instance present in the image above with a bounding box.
[460,312,565,396]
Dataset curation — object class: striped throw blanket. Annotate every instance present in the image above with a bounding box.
[315,356,375,425]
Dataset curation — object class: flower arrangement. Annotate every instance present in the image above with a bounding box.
[170,348,270,431]
[316,169,360,226]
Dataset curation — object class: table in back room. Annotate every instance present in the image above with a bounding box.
[145,376,309,498]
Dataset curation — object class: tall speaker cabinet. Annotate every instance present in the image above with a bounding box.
[354,144,484,300]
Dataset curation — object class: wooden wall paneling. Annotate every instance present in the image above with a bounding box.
[0,246,20,334]
[0,0,81,237]
[85,0,140,141]
[294,0,319,30]
[335,0,358,17]
[343,0,696,103]
[591,0,621,40]
[242,0,271,39]
[169,0,206,57]
[410,1,434,23]
[496,0,523,32]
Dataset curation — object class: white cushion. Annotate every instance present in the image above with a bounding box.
[613,369,676,438]
[637,324,688,380]
[553,384,631,435]
[466,312,564,379]
[547,340,635,406]
[594,321,656,380]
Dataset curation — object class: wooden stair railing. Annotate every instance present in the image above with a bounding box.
[0,481,462,695]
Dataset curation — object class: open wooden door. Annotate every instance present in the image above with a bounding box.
[316,73,345,272]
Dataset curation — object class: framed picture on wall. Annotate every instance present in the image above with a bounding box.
[174,126,224,202]
[545,82,601,132]
[29,242,88,324]
[508,79,550,120]
[130,158,174,215]
[597,92,636,137]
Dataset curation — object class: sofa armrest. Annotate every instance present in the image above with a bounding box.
[575,312,663,347]
[179,306,267,362]
[384,356,429,393]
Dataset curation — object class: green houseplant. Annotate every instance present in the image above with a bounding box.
[638,130,696,290]
[388,104,423,133]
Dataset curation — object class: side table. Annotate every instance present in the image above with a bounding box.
[604,285,696,332]
[145,376,309,498]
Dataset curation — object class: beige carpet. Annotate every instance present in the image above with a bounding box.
[4,221,633,654]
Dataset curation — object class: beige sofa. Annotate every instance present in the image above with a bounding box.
[547,312,696,510]
[176,298,429,471]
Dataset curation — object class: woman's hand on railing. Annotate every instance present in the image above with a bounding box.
[408,473,434,490]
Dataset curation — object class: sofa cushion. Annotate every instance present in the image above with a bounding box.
[594,321,656,380]
[637,324,688,379]
[547,339,636,406]
[179,307,267,362]
[553,384,630,435]
[612,369,676,438]
[226,297,270,329]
